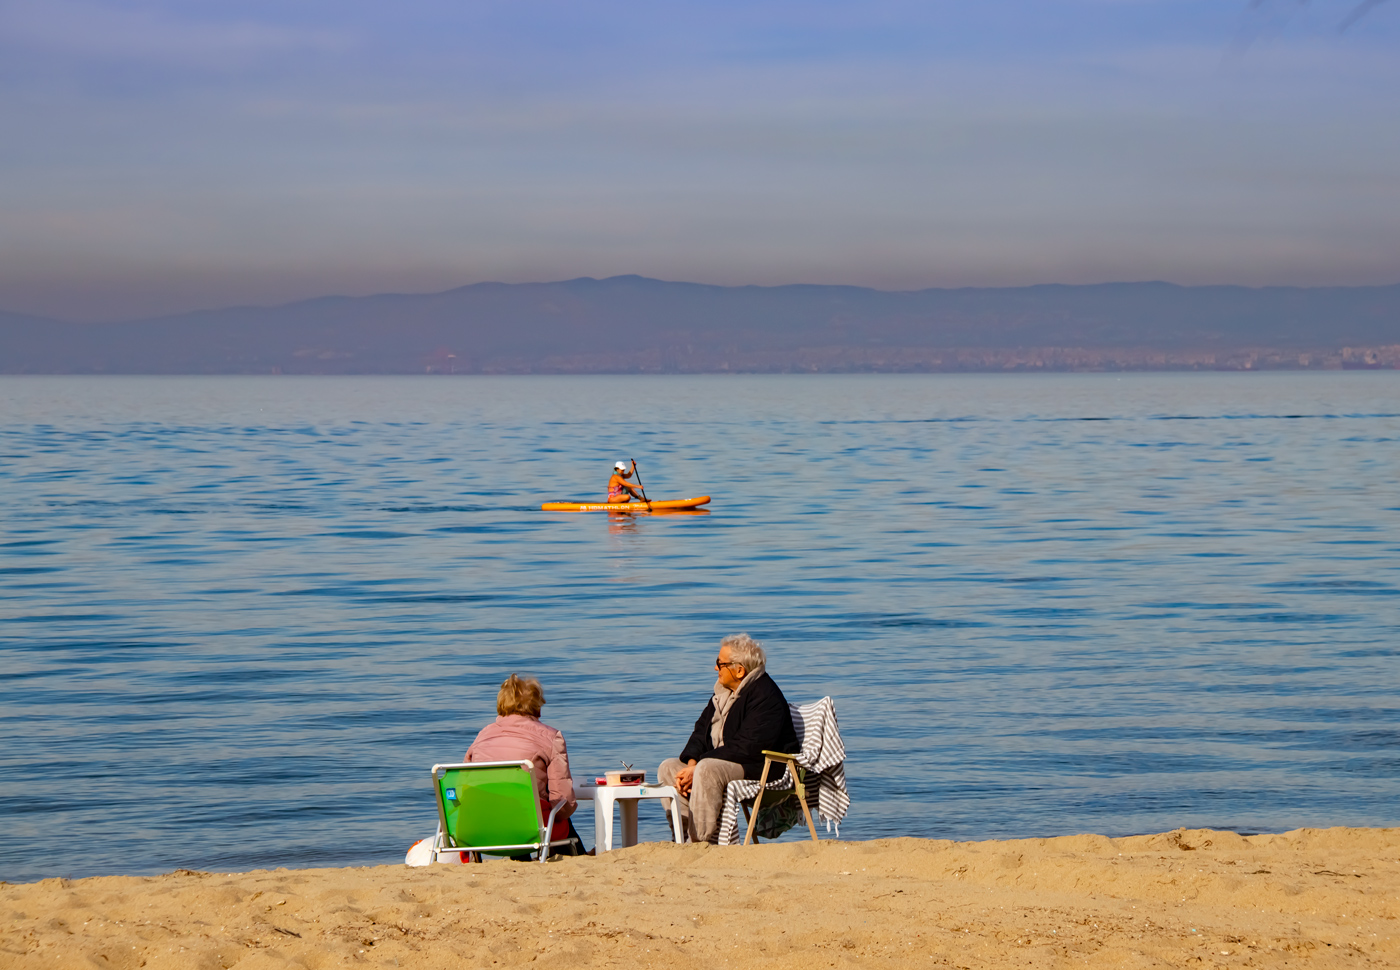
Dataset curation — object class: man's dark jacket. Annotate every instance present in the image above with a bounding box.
[678,671,799,779]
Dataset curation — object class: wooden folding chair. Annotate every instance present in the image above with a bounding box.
[742,749,819,845]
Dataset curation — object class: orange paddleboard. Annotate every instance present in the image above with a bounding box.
[541,496,711,513]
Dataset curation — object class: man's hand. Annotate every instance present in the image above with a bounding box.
[674,760,697,796]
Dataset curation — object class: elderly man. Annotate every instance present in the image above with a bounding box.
[658,633,798,844]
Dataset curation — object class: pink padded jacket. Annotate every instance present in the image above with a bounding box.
[464,714,577,820]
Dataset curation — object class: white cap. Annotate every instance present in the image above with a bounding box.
[614,461,629,471]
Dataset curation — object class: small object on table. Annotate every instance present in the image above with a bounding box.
[601,761,645,786]
[604,770,646,786]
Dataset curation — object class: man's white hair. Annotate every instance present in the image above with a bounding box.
[720,632,765,672]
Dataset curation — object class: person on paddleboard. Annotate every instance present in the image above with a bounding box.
[607,461,646,504]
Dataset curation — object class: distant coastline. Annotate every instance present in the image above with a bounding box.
[3,276,1398,374]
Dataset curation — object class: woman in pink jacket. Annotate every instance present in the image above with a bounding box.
[464,674,585,856]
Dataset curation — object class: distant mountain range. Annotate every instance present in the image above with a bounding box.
[3,276,1399,373]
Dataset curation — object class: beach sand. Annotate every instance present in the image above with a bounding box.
[3,826,1396,969]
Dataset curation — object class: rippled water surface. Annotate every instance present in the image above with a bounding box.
[2,374,1398,882]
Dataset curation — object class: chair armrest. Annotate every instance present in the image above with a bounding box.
[761,750,800,760]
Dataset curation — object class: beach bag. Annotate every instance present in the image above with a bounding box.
[753,793,808,840]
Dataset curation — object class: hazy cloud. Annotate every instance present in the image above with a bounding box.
[0,0,349,67]
[1340,0,1393,30]
[1233,0,1395,51]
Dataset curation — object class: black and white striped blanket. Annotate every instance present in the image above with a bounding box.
[716,696,849,845]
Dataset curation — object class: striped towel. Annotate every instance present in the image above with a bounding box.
[717,696,850,845]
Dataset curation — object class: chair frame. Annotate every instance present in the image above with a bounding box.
[429,761,577,863]
[742,749,820,845]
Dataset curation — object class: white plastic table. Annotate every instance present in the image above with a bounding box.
[574,780,685,852]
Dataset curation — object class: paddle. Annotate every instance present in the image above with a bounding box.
[630,458,653,511]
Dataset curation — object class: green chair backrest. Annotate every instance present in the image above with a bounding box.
[436,763,543,852]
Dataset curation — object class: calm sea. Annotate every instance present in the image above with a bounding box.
[2,374,1398,883]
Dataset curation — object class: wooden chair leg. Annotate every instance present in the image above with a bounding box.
[797,785,820,842]
[742,758,774,846]
[786,759,819,842]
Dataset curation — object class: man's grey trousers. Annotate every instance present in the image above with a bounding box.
[657,757,746,844]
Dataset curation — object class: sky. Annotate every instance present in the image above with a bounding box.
[1,0,1397,321]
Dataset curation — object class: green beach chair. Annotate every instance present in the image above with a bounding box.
[429,761,579,863]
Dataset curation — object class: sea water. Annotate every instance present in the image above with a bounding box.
[1,373,1397,882]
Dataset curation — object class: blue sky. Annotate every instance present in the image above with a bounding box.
[1,0,1396,320]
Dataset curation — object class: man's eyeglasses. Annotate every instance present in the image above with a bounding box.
[715,658,741,670]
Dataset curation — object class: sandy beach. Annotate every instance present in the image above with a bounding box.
[3,826,1396,969]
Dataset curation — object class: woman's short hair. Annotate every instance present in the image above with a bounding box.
[497,674,545,717]
[720,633,765,672]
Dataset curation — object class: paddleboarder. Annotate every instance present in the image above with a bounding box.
[607,461,646,504]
